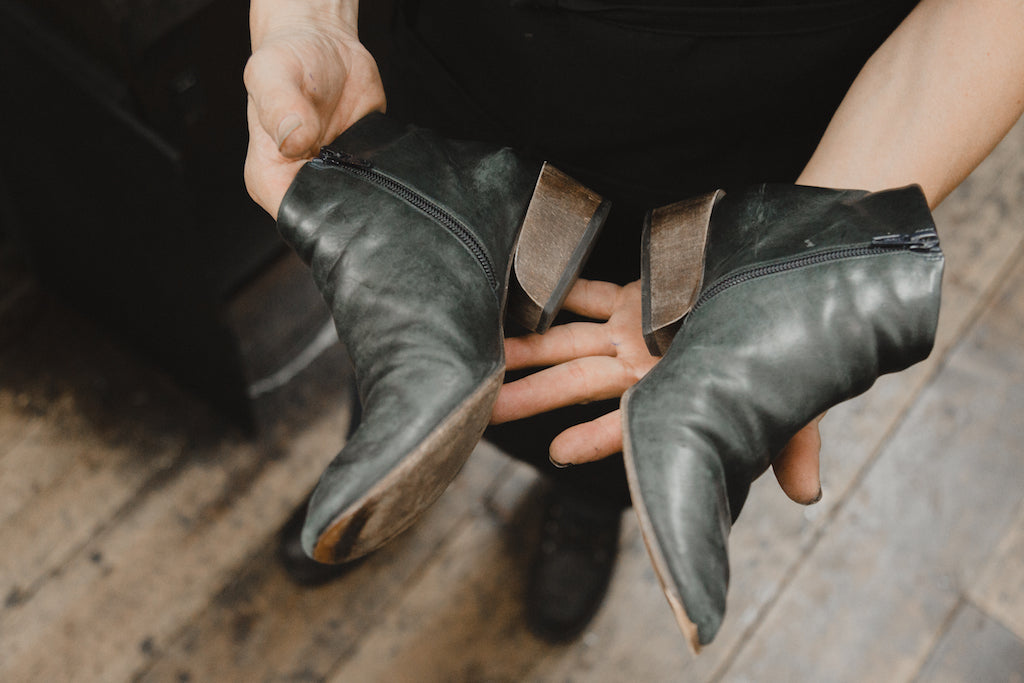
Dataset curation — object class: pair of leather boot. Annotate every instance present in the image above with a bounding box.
[277,113,944,650]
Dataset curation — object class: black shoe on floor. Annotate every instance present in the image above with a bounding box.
[526,489,623,643]
[277,497,361,586]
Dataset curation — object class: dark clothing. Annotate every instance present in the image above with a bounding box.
[380,0,919,507]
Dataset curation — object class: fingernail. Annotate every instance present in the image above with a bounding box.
[807,487,823,505]
[549,454,572,469]
[276,113,302,149]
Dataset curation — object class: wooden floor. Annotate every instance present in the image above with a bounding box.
[3,121,1024,683]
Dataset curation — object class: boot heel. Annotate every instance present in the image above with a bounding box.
[508,163,611,334]
[641,190,723,356]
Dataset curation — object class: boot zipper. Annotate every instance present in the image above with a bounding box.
[691,227,940,314]
[316,147,498,291]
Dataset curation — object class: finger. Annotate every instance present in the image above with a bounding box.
[562,278,621,320]
[244,99,305,219]
[243,49,326,158]
[505,321,617,370]
[549,410,623,466]
[772,415,824,505]
[490,356,632,424]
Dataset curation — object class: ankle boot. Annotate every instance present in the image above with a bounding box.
[277,113,609,563]
[623,184,944,649]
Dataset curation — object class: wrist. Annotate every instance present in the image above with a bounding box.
[250,0,359,48]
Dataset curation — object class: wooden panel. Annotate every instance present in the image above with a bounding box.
[0,289,58,458]
[528,520,696,681]
[0,408,50,520]
[719,252,1024,681]
[0,298,197,603]
[137,443,513,683]
[323,459,559,683]
[0,333,355,682]
[0,411,184,606]
[970,498,1024,642]
[915,602,1024,683]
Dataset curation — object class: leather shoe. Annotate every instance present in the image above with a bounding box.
[277,113,610,563]
[526,489,622,643]
[625,184,944,649]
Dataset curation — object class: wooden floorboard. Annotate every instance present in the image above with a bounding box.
[970,497,1024,643]
[1,120,1022,681]
[139,443,515,683]
[914,601,1024,683]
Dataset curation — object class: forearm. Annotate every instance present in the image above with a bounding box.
[250,0,360,48]
[798,0,1024,208]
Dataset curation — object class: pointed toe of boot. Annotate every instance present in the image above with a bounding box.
[623,385,732,650]
[301,362,505,562]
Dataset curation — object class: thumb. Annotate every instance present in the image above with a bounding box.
[243,48,326,159]
[772,415,823,505]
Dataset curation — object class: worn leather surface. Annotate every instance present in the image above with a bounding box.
[624,184,944,646]
[276,113,538,559]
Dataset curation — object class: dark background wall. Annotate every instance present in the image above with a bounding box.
[0,0,394,427]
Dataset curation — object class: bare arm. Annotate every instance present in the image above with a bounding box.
[798,0,1024,207]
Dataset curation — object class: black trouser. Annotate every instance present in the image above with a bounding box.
[380,0,918,507]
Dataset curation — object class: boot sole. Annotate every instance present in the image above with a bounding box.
[312,367,504,563]
[621,387,705,654]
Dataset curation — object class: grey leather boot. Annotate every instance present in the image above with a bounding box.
[277,113,609,563]
[624,184,944,649]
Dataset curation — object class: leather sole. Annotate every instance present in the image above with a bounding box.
[312,368,504,562]
[621,389,705,654]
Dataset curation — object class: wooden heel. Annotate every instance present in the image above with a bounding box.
[507,163,611,334]
[641,190,723,356]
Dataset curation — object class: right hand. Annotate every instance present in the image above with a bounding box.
[243,13,386,218]
[494,278,823,505]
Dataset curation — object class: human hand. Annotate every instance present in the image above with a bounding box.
[243,4,386,218]
[492,278,823,504]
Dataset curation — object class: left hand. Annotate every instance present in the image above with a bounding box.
[243,10,387,219]
[491,278,823,505]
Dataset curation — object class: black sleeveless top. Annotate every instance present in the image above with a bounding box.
[382,0,920,280]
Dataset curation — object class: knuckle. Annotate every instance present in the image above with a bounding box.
[565,361,591,401]
[565,325,582,359]
[241,54,261,91]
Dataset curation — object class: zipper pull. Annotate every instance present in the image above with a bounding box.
[871,228,940,253]
[317,147,373,169]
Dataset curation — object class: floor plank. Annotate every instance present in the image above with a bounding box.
[914,601,1024,683]
[969,490,1024,643]
[139,443,513,683]
[0,314,356,682]
[527,519,696,682]
[0,407,350,682]
[0,297,203,607]
[323,458,559,683]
